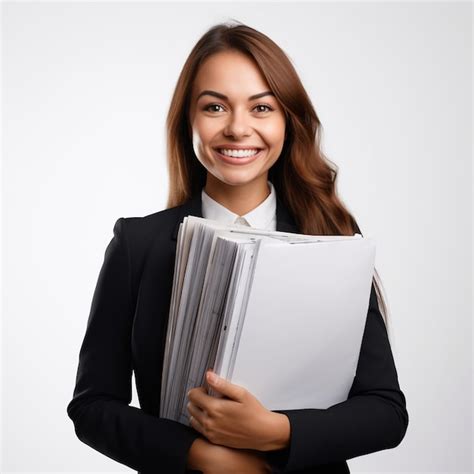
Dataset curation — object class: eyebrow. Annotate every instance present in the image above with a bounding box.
[196,90,275,101]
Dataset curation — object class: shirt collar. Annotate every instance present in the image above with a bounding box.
[201,180,276,230]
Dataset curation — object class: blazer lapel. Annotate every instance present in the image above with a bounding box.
[275,196,299,234]
[170,188,299,240]
[171,193,203,240]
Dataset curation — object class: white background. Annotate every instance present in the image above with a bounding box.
[2,1,472,472]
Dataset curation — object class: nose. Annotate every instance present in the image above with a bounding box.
[223,108,252,138]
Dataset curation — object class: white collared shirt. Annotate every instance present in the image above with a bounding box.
[201,180,277,231]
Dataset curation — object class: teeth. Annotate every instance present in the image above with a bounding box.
[218,148,260,158]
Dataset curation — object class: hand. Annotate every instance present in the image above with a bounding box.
[187,370,289,451]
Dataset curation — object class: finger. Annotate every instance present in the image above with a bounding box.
[189,415,204,434]
[188,386,217,413]
[206,370,246,402]
[187,401,207,427]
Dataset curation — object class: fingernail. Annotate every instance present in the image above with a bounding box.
[207,371,217,384]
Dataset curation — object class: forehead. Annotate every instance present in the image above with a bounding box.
[191,51,270,99]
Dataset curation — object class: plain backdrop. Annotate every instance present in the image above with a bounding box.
[2,1,472,473]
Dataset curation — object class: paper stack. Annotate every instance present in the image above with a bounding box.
[159,216,375,426]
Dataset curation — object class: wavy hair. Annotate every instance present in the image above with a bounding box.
[165,20,391,330]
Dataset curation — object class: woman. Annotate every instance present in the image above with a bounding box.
[67,21,409,474]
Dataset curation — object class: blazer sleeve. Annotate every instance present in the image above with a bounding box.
[264,225,409,473]
[66,217,200,473]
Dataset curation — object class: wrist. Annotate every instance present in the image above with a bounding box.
[261,412,290,451]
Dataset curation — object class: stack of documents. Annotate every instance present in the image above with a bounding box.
[159,216,375,425]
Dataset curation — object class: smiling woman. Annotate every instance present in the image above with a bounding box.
[67,19,408,474]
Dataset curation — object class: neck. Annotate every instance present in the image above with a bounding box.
[204,174,271,216]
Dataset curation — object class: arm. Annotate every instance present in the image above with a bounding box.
[66,218,200,473]
[187,437,272,474]
[264,281,409,472]
[187,438,209,471]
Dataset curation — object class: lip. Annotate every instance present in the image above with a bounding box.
[213,148,264,166]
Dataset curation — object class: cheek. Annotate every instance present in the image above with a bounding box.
[191,132,215,170]
[261,118,286,148]
[193,119,217,146]
[193,116,219,141]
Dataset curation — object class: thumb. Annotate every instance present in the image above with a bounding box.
[206,370,246,402]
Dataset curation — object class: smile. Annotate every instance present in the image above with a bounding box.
[218,148,260,157]
[213,148,264,165]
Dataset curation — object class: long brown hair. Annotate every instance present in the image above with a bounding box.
[165,20,391,331]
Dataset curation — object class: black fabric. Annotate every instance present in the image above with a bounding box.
[67,192,408,473]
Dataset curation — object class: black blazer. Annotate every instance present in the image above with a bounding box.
[67,191,409,474]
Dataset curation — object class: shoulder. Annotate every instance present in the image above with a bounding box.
[116,203,186,249]
[108,203,188,285]
[123,204,184,233]
[103,204,189,304]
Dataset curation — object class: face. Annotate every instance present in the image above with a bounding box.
[188,50,287,190]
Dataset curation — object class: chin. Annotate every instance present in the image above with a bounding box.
[213,171,267,187]
[216,176,254,187]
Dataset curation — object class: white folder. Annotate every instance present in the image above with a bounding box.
[219,236,375,410]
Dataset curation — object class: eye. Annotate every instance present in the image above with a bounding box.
[254,104,274,113]
[202,103,274,113]
[203,103,225,113]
